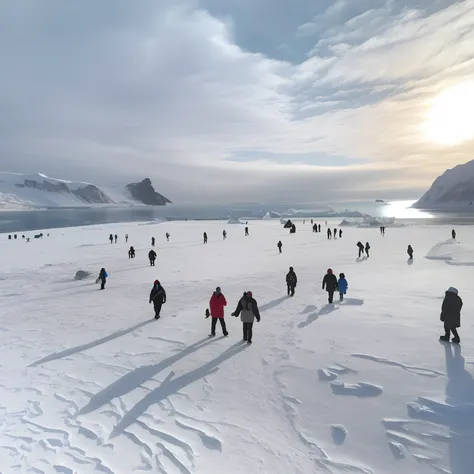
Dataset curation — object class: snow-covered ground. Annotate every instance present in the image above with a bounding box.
[1,219,473,474]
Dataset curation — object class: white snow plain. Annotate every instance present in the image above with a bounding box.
[1,219,473,474]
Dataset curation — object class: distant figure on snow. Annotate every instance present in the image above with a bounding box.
[151,237,155,247]
[207,287,228,337]
[318,224,321,232]
[339,229,343,238]
[114,234,118,244]
[440,287,462,344]
[313,224,317,233]
[277,240,283,254]
[322,269,338,304]
[357,241,365,258]
[232,291,261,344]
[452,229,456,240]
[365,242,371,258]
[338,273,348,302]
[128,246,135,258]
[333,228,337,239]
[148,249,157,266]
[203,232,208,244]
[245,227,249,236]
[166,232,170,242]
[327,228,332,240]
[223,230,227,240]
[109,234,113,244]
[311,219,313,225]
[149,280,166,320]
[407,245,413,259]
[96,268,108,290]
[286,266,297,296]
[125,234,129,243]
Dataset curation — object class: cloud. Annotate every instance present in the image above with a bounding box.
[0,0,473,204]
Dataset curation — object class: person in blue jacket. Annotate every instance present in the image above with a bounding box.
[97,268,108,290]
[338,273,348,302]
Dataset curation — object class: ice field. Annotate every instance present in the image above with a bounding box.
[0,219,473,474]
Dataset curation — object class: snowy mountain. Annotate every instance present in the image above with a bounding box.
[0,172,115,209]
[0,173,172,209]
[413,160,474,209]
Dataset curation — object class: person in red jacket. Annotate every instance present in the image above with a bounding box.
[207,287,229,337]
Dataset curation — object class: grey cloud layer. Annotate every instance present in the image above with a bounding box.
[0,0,472,203]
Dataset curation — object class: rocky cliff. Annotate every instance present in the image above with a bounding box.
[125,178,171,206]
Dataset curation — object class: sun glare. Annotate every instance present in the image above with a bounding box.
[423,81,474,146]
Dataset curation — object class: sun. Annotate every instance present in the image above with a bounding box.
[423,81,474,146]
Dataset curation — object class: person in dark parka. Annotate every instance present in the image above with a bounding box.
[333,228,337,239]
[97,268,107,290]
[277,241,283,254]
[114,234,118,243]
[339,229,343,238]
[232,291,260,344]
[223,230,227,240]
[322,268,338,304]
[109,234,113,244]
[286,266,297,296]
[203,232,208,244]
[357,241,365,258]
[128,246,135,258]
[148,249,157,266]
[452,229,456,240]
[407,245,413,259]
[365,242,371,258]
[327,228,332,240]
[149,280,166,319]
[151,237,155,247]
[440,287,462,343]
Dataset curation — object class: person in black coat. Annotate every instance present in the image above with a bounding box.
[97,268,107,290]
[148,249,157,266]
[149,280,167,319]
[357,241,365,258]
[327,228,332,240]
[151,237,155,247]
[322,268,338,304]
[365,242,371,258]
[277,241,283,254]
[339,229,343,238]
[203,232,208,244]
[128,246,135,258]
[286,267,297,296]
[452,229,456,239]
[333,228,337,239]
[407,245,413,259]
[440,287,462,343]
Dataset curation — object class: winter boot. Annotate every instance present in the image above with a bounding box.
[452,337,461,344]
[439,335,450,342]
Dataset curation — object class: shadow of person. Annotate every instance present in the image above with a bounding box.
[407,258,414,266]
[408,342,474,474]
[29,320,155,367]
[260,296,288,312]
[110,342,248,436]
[356,256,368,263]
[298,304,340,328]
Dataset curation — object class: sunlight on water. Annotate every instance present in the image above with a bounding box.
[379,200,434,219]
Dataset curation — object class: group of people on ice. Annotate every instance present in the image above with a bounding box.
[327,228,343,239]
[322,269,348,304]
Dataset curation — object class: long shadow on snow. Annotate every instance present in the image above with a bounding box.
[110,342,248,436]
[79,336,222,415]
[260,296,289,312]
[407,342,474,474]
[29,320,154,367]
[298,305,340,328]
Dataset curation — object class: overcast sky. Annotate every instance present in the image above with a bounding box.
[1,0,474,203]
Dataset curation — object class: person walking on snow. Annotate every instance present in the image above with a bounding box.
[365,242,371,258]
[109,234,113,244]
[223,230,227,240]
[338,273,348,302]
[440,287,462,343]
[149,280,166,319]
[334,228,337,239]
[327,228,332,240]
[96,268,108,290]
[207,287,228,337]
[232,291,261,344]
[286,266,297,296]
[114,234,118,244]
[125,234,129,243]
[339,229,343,238]
[203,232,208,244]
[318,224,321,233]
[277,240,283,254]
[128,246,135,258]
[166,233,170,242]
[148,249,157,266]
[357,241,365,258]
[407,245,414,259]
[245,227,249,236]
[151,237,155,247]
[322,268,338,304]
[452,229,456,240]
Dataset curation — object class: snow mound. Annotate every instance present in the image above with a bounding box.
[426,239,474,265]
[227,217,243,224]
[74,270,91,280]
[263,211,281,219]
[340,216,404,228]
